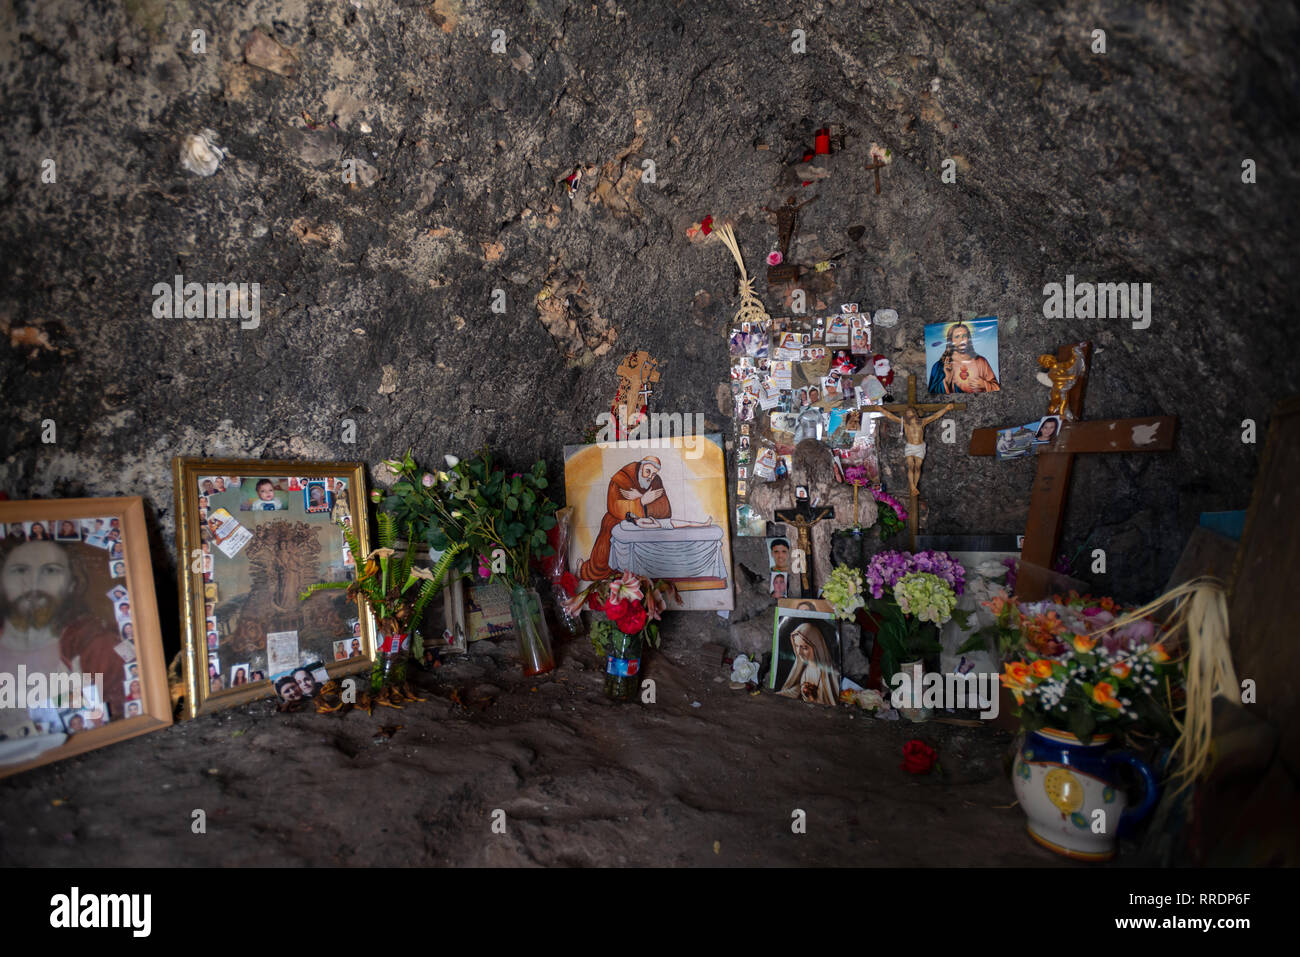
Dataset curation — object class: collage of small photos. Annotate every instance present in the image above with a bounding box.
[196,474,362,703]
[0,516,142,756]
[730,303,894,537]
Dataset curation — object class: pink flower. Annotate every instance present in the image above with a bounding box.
[609,570,644,604]
[477,557,491,578]
[421,472,436,487]
[766,251,783,266]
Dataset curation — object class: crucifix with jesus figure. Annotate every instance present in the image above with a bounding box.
[774,499,836,593]
[861,375,965,549]
[968,341,1178,600]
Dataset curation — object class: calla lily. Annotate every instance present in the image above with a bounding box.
[366,548,396,561]
[409,566,437,581]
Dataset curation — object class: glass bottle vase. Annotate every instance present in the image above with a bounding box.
[604,626,643,702]
[510,585,556,676]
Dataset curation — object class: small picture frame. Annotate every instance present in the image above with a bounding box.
[0,497,171,779]
[770,607,842,707]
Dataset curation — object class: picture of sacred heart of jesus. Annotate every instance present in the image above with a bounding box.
[563,434,733,611]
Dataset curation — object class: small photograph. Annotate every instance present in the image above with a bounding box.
[350,618,362,639]
[775,453,792,479]
[119,621,135,642]
[995,421,1040,460]
[735,504,767,537]
[271,662,330,703]
[770,609,842,707]
[207,655,223,693]
[249,670,265,683]
[740,424,750,435]
[242,477,288,511]
[229,663,251,687]
[110,541,124,560]
[332,639,349,662]
[109,559,126,578]
[197,495,209,509]
[5,523,26,543]
[851,320,871,354]
[124,701,143,718]
[59,709,90,736]
[924,317,1001,394]
[204,601,215,618]
[770,571,789,599]
[829,349,864,375]
[206,628,219,650]
[779,597,835,614]
[114,600,132,624]
[125,661,139,681]
[286,477,303,492]
[107,584,129,605]
[203,582,218,602]
[795,485,809,502]
[767,536,791,572]
[754,447,779,478]
[53,519,82,542]
[770,412,798,437]
[123,676,142,701]
[825,314,850,348]
[746,321,770,359]
[737,466,747,480]
[332,478,347,495]
[736,480,748,497]
[1034,415,1062,446]
[738,435,750,451]
[25,521,52,542]
[198,476,220,496]
[303,480,332,514]
[840,302,860,314]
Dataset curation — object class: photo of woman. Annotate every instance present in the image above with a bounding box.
[1034,415,1061,445]
[771,614,841,707]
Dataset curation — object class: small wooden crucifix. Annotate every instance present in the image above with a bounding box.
[968,341,1178,599]
[863,157,886,195]
[861,375,965,549]
[773,499,836,592]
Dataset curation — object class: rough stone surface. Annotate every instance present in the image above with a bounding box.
[2,0,1297,673]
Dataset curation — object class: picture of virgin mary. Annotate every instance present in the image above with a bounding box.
[773,616,841,707]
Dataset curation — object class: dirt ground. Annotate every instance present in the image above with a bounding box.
[0,635,1070,867]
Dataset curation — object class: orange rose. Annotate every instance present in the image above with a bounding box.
[1031,659,1054,678]
[1108,661,1132,680]
[1149,642,1170,662]
[1072,633,1097,653]
[1092,682,1121,709]
[1002,661,1032,689]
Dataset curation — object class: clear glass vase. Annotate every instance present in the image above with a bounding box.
[375,630,410,690]
[604,626,643,702]
[510,585,555,676]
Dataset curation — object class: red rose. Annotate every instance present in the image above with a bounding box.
[900,739,938,775]
[603,597,631,621]
[587,592,603,611]
[615,603,647,634]
[559,572,579,597]
[700,214,713,235]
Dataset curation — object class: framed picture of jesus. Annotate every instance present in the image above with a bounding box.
[173,459,377,718]
[0,497,170,779]
[563,434,734,611]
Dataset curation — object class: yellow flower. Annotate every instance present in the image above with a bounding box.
[1072,634,1097,653]
[1149,642,1170,662]
[1031,660,1053,679]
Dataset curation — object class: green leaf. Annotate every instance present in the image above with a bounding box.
[955,632,988,655]
[950,608,974,630]
[506,496,519,511]
[1067,705,1096,744]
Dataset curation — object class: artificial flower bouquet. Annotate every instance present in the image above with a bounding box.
[870,487,907,541]
[824,551,970,682]
[982,590,1180,745]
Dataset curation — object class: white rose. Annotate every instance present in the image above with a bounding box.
[730,654,760,684]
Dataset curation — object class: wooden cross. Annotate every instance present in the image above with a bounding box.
[773,501,836,592]
[968,341,1178,600]
[864,157,886,195]
[861,375,966,549]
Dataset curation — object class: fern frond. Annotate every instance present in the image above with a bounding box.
[429,540,467,584]
[376,511,398,550]
[397,522,417,586]
[341,520,365,568]
[299,581,351,601]
[409,577,442,630]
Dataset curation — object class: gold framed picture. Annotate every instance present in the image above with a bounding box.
[173,459,376,718]
[0,497,171,779]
